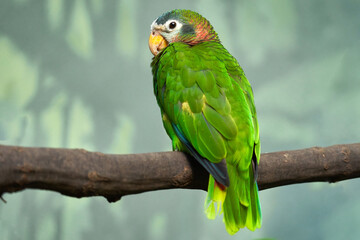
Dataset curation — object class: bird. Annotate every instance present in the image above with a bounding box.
[148,9,261,234]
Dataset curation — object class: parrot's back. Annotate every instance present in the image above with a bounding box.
[151,40,261,234]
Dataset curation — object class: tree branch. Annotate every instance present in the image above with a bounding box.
[0,143,359,202]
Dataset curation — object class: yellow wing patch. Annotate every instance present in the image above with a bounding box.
[181,101,192,113]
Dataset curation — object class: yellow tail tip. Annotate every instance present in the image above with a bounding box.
[204,178,227,219]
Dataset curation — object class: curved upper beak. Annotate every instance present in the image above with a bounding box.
[149,31,168,56]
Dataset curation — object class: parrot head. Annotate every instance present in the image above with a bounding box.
[149,9,219,56]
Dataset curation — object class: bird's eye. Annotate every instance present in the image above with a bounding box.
[169,21,177,29]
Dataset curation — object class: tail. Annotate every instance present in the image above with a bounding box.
[205,164,262,234]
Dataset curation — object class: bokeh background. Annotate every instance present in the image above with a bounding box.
[1,0,359,239]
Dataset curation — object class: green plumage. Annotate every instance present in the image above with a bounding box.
[150,10,261,234]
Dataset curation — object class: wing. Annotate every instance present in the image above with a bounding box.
[220,51,260,175]
[153,42,242,186]
[171,122,229,186]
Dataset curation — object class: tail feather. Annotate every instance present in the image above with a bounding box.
[238,170,250,207]
[248,182,262,229]
[224,186,246,234]
[205,176,226,219]
[205,164,262,234]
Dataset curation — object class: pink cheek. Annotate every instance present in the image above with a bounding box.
[171,35,178,42]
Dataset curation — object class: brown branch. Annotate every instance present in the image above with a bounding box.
[0,143,359,202]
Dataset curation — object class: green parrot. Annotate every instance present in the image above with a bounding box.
[149,9,261,234]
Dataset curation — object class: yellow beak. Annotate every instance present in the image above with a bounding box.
[149,31,168,56]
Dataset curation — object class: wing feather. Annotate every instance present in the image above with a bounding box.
[152,41,261,232]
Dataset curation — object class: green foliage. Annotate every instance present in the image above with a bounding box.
[0,36,38,145]
[66,0,93,59]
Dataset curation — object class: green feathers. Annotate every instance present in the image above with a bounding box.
[150,9,261,235]
[153,43,235,163]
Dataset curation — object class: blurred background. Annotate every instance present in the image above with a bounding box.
[0,0,359,239]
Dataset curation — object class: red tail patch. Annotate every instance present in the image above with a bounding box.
[215,180,226,191]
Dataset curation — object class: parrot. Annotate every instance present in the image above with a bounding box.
[148,9,261,234]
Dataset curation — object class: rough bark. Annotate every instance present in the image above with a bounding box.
[0,143,359,202]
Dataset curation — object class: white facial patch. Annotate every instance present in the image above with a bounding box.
[163,19,183,32]
[150,18,183,43]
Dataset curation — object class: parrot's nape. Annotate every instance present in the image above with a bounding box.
[148,9,261,234]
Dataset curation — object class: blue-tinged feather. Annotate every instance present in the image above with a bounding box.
[171,123,229,186]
